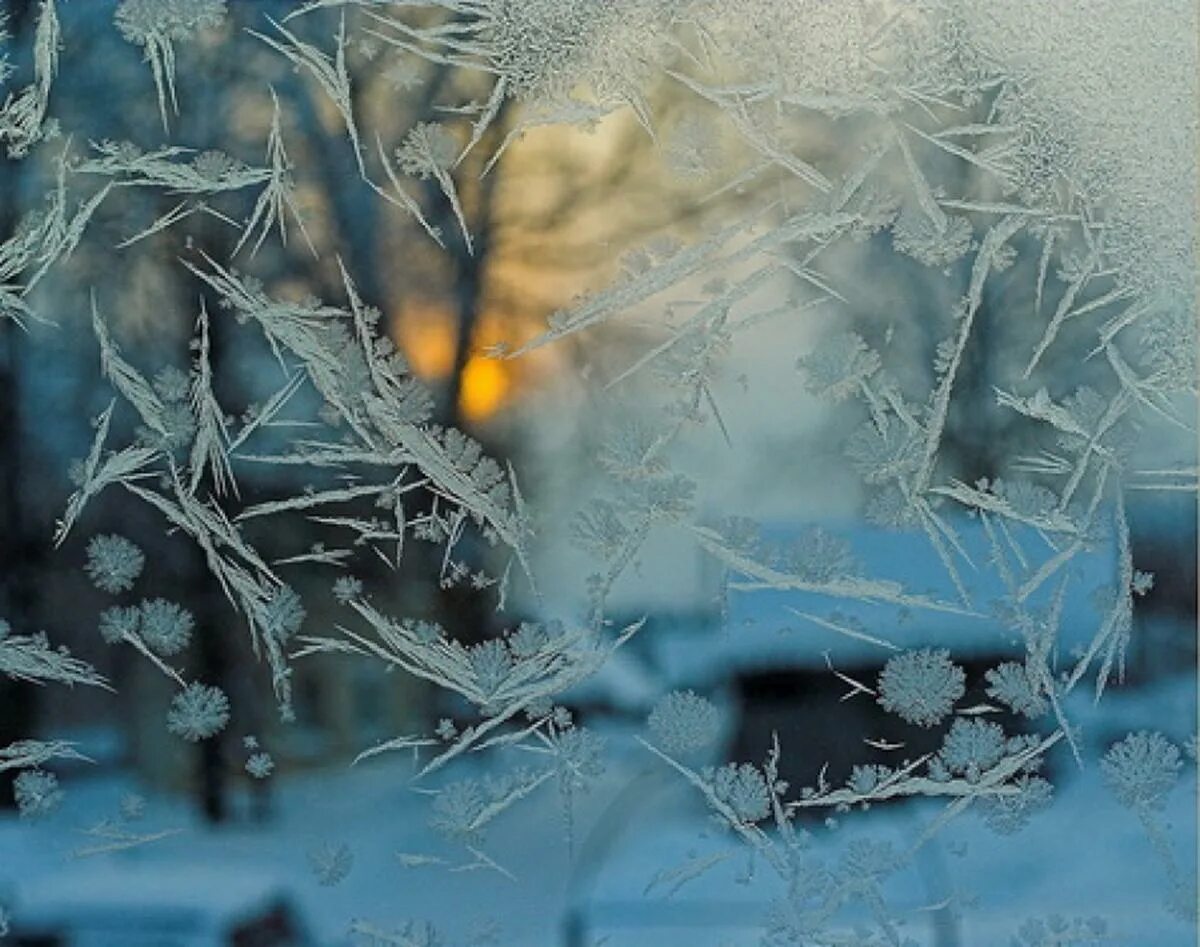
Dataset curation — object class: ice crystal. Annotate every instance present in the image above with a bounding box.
[877,648,965,728]
[892,209,974,268]
[332,575,363,604]
[395,123,458,179]
[114,0,226,43]
[308,841,354,887]
[166,682,230,742]
[429,779,487,846]
[1013,915,1109,947]
[980,775,1053,835]
[1,0,1196,935]
[13,769,63,820]
[850,764,894,799]
[258,585,305,643]
[138,599,194,656]
[708,763,771,824]
[845,422,922,486]
[245,752,275,779]
[647,690,720,756]
[938,718,1007,780]
[985,662,1048,719]
[98,605,140,645]
[114,0,227,128]
[119,793,147,821]
[1101,731,1182,811]
[798,332,881,403]
[662,115,722,180]
[84,534,145,594]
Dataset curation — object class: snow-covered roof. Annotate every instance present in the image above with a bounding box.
[648,516,1119,684]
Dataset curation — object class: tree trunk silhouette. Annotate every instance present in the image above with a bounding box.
[0,0,41,811]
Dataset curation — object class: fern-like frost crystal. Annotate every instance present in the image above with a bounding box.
[166,682,230,742]
[13,769,63,820]
[139,599,194,656]
[1101,731,1182,811]
[877,648,965,728]
[936,718,1008,781]
[84,534,145,594]
[98,605,140,645]
[647,690,720,755]
[708,762,771,824]
[985,662,1049,719]
[308,841,354,887]
[245,752,275,779]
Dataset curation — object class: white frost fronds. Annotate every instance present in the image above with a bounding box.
[0,619,109,689]
[90,294,172,443]
[187,299,236,496]
[70,822,184,859]
[0,739,91,773]
[56,406,160,547]
[250,15,364,174]
[114,0,228,131]
[76,140,270,194]
[0,0,60,156]
[395,122,472,254]
[14,768,63,819]
[233,89,317,259]
[692,523,971,615]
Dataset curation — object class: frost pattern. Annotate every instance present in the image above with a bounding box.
[309,840,354,887]
[114,0,227,129]
[1102,731,1182,812]
[646,689,720,755]
[876,648,965,728]
[83,533,145,594]
[0,0,1195,942]
[13,768,63,820]
[166,682,231,742]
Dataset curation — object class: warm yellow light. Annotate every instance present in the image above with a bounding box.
[459,355,510,422]
[398,305,457,380]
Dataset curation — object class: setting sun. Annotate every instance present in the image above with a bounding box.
[458,355,510,422]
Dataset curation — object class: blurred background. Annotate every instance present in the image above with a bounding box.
[0,2,1195,945]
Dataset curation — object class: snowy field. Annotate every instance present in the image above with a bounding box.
[3,673,1195,947]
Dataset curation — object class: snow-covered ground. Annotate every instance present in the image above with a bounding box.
[1,674,1195,947]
